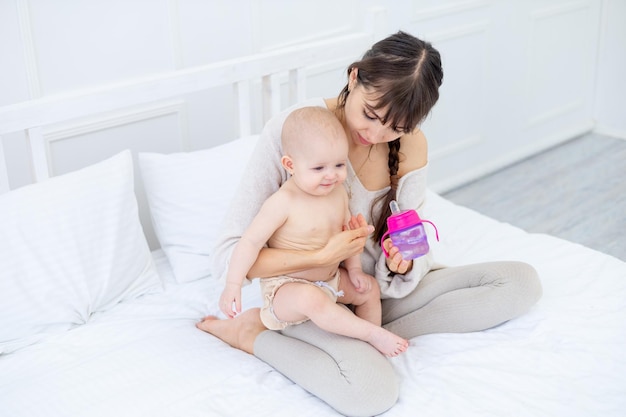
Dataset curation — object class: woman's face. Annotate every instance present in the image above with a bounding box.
[343,71,406,148]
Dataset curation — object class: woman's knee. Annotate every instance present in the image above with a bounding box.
[326,346,399,416]
[276,322,399,416]
[491,260,542,316]
[510,260,543,309]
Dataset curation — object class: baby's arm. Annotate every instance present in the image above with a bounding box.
[220,193,289,317]
[219,235,260,318]
[343,255,374,294]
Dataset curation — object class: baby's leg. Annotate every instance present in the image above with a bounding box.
[272,282,408,357]
[337,268,382,326]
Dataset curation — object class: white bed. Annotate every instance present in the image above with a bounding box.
[1,36,625,417]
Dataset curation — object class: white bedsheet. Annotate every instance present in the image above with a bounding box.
[1,191,625,417]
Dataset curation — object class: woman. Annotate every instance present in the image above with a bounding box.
[199,31,542,417]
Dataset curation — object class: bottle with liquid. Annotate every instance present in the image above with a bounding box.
[380,200,439,260]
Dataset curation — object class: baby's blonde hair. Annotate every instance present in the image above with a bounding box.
[281,106,346,158]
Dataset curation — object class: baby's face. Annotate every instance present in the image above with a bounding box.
[290,133,348,197]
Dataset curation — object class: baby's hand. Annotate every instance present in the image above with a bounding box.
[219,282,242,318]
[350,270,374,293]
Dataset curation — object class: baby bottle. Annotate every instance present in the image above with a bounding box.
[381,200,439,260]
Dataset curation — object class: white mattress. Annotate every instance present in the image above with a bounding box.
[1,191,625,417]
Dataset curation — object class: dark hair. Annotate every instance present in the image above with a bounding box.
[336,31,443,243]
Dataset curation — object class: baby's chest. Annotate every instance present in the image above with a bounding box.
[283,198,346,241]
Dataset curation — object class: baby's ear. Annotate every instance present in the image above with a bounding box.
[281,155,294,174]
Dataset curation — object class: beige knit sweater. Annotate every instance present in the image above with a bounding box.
[211,98,434,299]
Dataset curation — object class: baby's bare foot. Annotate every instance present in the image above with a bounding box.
[196,308,266,354]
[368,327,409,357]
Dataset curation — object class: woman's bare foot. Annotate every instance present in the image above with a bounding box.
[368,327,409,357]
[196,308,266,354]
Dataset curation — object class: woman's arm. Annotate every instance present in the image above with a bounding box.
[373,168,434,298]
[248,220,374,278]
[398,128,428,175]
[373,129,434,298]
[371,129,428,275]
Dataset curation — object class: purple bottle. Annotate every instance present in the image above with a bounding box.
[381,200,439,260]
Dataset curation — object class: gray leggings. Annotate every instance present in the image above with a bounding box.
[253,261,542,417]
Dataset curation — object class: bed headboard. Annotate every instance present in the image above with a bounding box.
[0,15,384,248]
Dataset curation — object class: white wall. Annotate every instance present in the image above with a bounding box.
[412,0,606,190]
[594,0,626,139]
[0,0,623,193]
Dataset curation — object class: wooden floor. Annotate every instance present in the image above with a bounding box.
[442,132,626,261]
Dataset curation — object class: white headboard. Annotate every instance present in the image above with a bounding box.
[1,32,378,184]
[0,20,382,248]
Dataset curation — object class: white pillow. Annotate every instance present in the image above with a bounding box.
[0,150,161,354]
[139,135,259,283]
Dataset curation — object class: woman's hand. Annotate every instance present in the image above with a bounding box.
[317,214,374,267]
[382,238,413,274]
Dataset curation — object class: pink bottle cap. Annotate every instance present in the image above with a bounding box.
[386,210,422,233]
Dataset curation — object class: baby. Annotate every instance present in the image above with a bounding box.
[216,106,408,357]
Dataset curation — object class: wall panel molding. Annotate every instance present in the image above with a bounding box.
[422,20,489,163]
[526,99,584,128]
[525,1,592,128]
[16,0,41,98]
[251,0,360,52]
[413,0,489,21]
[42,101,187,176]
[0,139,9,193]
[431,120,594,193]
[425,21,489,43]
[530,0,590,19]
[44,101,186,143]
[593,125,626,141]
[167,0,184,69]
[429,134,484,161]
